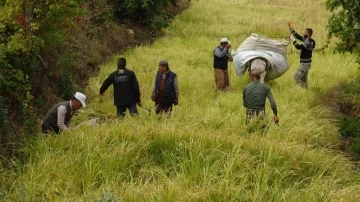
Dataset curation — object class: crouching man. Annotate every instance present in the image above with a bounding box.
[42,92,86,134]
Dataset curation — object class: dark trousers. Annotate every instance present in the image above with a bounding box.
[155,94,173,115]
[246,109,266,123]
[246,109,267,133]
[41,123,59,134]
[117,104,138,118]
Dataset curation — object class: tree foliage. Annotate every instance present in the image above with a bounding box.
[0,0,85,160]
[113,0,178,27]
[326,0,360,60]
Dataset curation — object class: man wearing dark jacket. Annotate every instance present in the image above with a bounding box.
[213,37,232,91]
[151,60,179,115]
[289,24,316,89]
[100,57,142,118]
[243,70,279,125]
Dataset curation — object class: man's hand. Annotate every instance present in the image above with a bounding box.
[226,44,232,49]
[288,22,294,32]
[290,35,296,42]
[151,93,155,101]
[273,115,279,125]
[137,102,142,107]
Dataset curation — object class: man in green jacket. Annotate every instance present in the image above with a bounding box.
[42,92,86,134]
[243,70,279,125]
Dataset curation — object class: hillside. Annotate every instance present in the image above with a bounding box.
[3,0,360,201]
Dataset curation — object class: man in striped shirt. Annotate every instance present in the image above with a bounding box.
[289,24,316,89]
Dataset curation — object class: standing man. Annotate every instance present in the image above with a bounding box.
[100,57,142,118]
[42,92,87,134]
[151,60,179,115]
[243,69,279,125]
[213,37,232,91]
[289,24,316,89]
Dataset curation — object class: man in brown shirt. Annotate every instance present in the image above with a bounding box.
[151,61,179,115]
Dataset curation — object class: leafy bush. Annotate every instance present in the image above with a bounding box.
[336,78,360,157]
[339,116,360,138]
[326,0,360,63]
[350,137,360,158]
[337,78,360,116]
[113,0,180,28]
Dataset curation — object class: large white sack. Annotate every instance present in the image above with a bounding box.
[232,50,289,81]
[238,33,289,57]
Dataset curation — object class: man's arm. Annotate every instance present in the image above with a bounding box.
[266,88,278,116]
[267,88,279,125]
[131,72,141,103]
[174,76,179,104]
[293,39,315,51]
[242,88,247,107]
[151,74,157,101]
[293,42,304,50]
[291,29,303,41]
[57,106,70,131]
[99,73,114,95]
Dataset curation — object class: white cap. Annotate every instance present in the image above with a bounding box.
[74,92,86,107]
[220,37,229,43]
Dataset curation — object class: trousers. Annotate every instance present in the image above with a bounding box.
[294,63,311,89]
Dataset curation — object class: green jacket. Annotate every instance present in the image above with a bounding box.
[243,80,277,115]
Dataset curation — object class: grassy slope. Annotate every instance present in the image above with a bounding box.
[5,0,360,201]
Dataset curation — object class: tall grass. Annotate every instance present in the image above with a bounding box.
[3,0,360,201]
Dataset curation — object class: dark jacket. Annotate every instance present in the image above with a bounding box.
[100,68,141,105]
[292,30,316,63]
[42,101,73,133]
[243,80,277,116]
[154,71,177,105]
[213,46,229,70]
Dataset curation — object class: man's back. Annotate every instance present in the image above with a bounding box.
[243,69,279,125]
[100,68,140,106]
[243,80,270,110]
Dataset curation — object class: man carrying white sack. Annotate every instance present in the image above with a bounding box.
[248,58,269,83]
[231,33,289,83]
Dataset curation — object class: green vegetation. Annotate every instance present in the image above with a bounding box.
[337,78,360,157]
[326,0,360,61]
[2,0,360,201]
[0,0,188,160]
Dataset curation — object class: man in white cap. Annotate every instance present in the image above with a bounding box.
[213,37,232,91]
[41,92,86,134]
